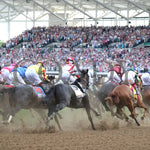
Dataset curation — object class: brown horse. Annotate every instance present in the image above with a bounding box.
[105,84,147,126]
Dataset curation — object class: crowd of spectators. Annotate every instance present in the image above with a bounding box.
[0,25,150,73]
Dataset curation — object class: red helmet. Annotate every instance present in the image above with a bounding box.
[66,57,74,64]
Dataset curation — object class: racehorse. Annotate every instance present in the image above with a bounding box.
[41,69,96,130]
[0,84,62,130]
[0,69,97,130]
[105,84,147,126]
[97,82,118,111]
[141,85,150,111]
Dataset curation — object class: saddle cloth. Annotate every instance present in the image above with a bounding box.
[32,86,46,99]
[5,85,14,88]
[128,84,138,100]
[70,85,85,98]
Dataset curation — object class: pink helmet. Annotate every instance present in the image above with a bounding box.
[66,57,74,64]
[12,63,17,66]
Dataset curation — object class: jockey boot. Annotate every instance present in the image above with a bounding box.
[135,87,140,95]
[74,80,85,93]
[134,86,140,101]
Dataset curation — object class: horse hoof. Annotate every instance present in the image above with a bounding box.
[141,116,144,120]
[2,121,9,125]
[96,113,101,116]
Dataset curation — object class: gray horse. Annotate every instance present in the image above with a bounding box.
[97,82,118,111]
[0,85,62,130]
[42,83,96,130]
[39,69,96,130]
[0,69,96,130]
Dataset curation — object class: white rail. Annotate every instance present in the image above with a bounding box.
[46,71,108,77]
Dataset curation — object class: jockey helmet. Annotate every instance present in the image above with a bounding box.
[37,61,44,67]
[128,68,135,72]
[66,57,74,64]
[12,63,17,66]
[114,63,121,67]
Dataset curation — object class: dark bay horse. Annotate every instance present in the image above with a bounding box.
[142,86,150,106]
[105,84,147,126]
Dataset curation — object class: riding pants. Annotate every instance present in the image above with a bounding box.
[25,68,42,85]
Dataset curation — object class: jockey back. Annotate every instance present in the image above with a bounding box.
[107,64,122,84]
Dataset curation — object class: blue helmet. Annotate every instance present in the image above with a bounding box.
[22,65,28,68]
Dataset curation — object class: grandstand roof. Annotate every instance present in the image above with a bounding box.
[0,0,150,26]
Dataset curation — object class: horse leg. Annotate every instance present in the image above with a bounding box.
[115,108,125,120]
[127,102,140,126]
[116,106,129,121]
[48,102,67,120]
[90,106,101,116]
[30,109,47,124]
[57,112,63,119]
[136,102,148,120]
[54,115,63,131]
[102,101,110,111]
[82,96,96,130]
[36,109,63,131]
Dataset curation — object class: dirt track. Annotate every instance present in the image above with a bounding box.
[0,126,150,150]
[0,108,150,150]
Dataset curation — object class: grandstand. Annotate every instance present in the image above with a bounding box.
[0,0,150,73]
[0,0,150,41]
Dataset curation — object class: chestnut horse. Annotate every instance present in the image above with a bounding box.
[105,84,147,126]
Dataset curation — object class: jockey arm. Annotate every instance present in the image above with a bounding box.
[42,68,50,82]
[70,66,80,78]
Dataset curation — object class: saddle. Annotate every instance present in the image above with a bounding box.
[5,85,14,88]
[70,85,85,98]
[128,84,140,101]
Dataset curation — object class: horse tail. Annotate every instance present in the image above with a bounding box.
[110,91,120,104]
[105,96,113,106]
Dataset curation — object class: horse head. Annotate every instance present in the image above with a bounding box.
[79,69,89,90]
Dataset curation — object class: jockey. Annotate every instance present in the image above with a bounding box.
[9,65,28,85]
[1,63,17,84]
[25,61,51,88]
[122,68,141,98]
[61,57,84,93]
[0,66,4,84]
[141,69,150,86]
[107,63,122,84]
